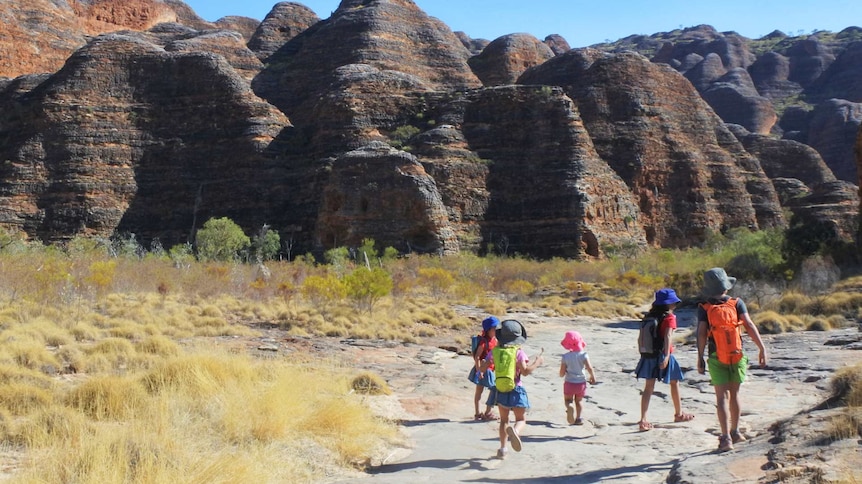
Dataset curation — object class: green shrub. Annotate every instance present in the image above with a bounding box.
[343,267,393,313]
[195,217,250,262]
[250,225,281,262]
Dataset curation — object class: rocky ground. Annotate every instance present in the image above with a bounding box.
[241,305,862,484]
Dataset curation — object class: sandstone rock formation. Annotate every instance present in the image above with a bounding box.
[253,0,481,129]
[596,24,862,190]
[0,30,289,246]
[316,142,458,254]
[543,34,571,55]
[468,33,555,86]
[454,32,490,56]
[246,2,320,61]
[807,99,862,183]
[520,49,785,248]
[701,68,776,133]
[0,0,212,78]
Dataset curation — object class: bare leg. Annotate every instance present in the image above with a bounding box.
[564,396,575,424]
[670,379,682,416]
[574,395,584,420]
[713,383,731,435]
[512,407,527,435]
[497,405,510,450]
[728,382,741,431]
[640,379,656,423]
[473,384,483,417]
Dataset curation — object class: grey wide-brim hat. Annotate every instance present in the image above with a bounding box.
[497,319,527,346]
[702,267,736,297]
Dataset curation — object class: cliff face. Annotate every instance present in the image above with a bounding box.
[0,0,212,78]
[520,50,784,248]
[599,25,862,185]
[0,31,290,246]
[0,0,858,258]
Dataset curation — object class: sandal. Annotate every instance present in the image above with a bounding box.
[674,413,695,422]
[638,420,652,432]
[483,412,499,421]
[718,434,734,452]
[731,429,746,443]
[474,413,484,421]
[574,418,584,425]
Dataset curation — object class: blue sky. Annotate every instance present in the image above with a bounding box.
[184,0,862,48]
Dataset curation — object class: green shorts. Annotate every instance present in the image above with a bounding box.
[707,353,749,386]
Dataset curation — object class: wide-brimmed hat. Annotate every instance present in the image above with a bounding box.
[481,316,501,332]
[653,288,682,306]
[561,330,586,352]
[497,319,527,346]
[702,267,736,297]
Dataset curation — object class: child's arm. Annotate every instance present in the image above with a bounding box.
[585,358,597,385]
[661,325,673,369]
[479,351,491,372]
[520,348,544,376]
[559,360,567,378]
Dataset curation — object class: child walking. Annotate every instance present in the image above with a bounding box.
[481,319,543,459]
[468,316,500,421]
[559,330,596,425]
[634,288,695,431]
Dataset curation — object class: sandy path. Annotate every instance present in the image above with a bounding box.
[330,311,855,483]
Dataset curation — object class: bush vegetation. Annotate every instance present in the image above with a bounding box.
[0,220,859,479]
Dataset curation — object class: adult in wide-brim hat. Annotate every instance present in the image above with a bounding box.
[702,268,736,298]
[497,319,527,346]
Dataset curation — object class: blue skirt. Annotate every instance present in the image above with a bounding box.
[468,367,496,388]
[494,385,530,409]
[634,354,685,383]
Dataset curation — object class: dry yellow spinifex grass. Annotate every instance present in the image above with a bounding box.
[0,234,859,481]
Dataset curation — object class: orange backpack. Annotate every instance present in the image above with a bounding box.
[701,298,744,365]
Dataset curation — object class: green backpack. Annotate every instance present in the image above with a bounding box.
[492,346,519,392]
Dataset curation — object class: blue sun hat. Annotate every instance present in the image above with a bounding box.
[653,288,682,306]
[482,316,501,332]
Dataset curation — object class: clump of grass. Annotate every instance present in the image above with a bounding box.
[824,364,862,443]
[135,335,180,357]
[351,372,391,395]
[0,382,54,415]
[140,353,256,398]
[831,364,862,407]
[65,375,149,420]
[10,404,93,448]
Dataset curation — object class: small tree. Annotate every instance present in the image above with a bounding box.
[251,224,281,262]
[324,246,351,272]
[195,217,250,262]
[344,267,393,313]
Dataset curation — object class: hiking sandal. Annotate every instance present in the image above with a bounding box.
[674,412,695,422]
[718,434,734,452]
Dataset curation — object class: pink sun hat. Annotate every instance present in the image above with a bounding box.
[561,330,586,352]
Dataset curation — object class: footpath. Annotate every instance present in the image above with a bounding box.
[329,310,859,483]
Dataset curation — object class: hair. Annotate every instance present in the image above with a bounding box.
[646,303,672,319]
